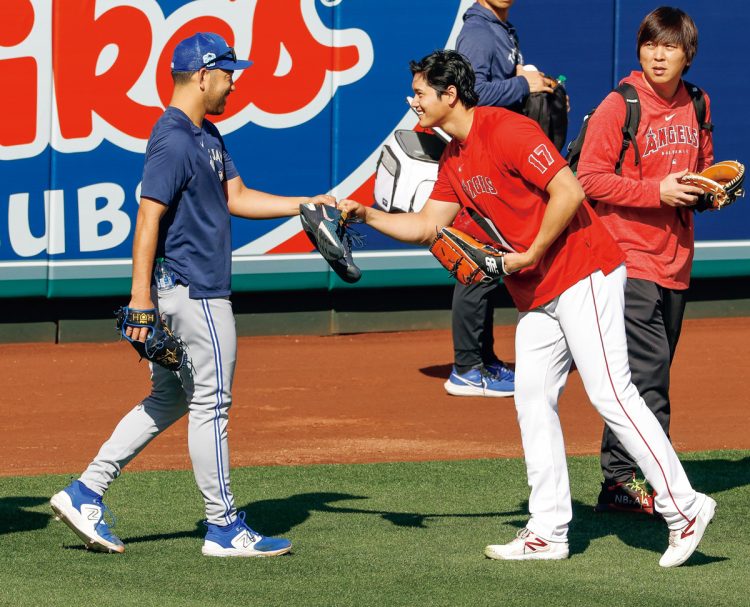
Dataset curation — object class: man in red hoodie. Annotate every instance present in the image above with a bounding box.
[576,7,712,514]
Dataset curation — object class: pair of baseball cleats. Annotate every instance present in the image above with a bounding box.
[444,361,515,397]
[299,202,363,283]
[50,480,291,557]
[485,493,716,567]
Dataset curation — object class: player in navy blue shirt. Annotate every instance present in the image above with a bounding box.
[51,32,334,557]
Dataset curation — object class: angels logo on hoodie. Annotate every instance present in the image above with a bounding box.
[641,123,700,159]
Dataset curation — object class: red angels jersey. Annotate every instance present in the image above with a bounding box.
[431,106,624,311]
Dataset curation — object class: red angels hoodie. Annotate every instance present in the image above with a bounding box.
[576,71,713,289]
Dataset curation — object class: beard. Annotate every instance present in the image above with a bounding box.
[205,95,227,115]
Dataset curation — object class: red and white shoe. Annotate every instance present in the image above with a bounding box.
[484,528,569,561]
[659,494,716,568]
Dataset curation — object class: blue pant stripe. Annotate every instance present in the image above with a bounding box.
[201,298,232,525]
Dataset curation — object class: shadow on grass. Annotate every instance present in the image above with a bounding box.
[681,456,750,494]
[0,497,52,534]
[566,454,749,559]
[124,491,525,544]
[94,455,750,556]
[567,500,728,564]
[241,492,526,536]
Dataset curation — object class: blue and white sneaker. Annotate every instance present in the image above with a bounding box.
[444,364,514,397]
[202,511,292,557]
[50,480,125,553]
[485,360,516,388]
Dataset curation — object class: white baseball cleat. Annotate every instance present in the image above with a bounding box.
[659,493,716,568]
[50,480,125,554]
[202,511,291,557]
[485,527,569,561]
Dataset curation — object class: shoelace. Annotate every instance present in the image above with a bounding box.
[92,496,118,530]
[667,529,680,548]
[625,477,651,501]
[340,224,365,249]
[234,511,261,541]
[488,366,514,381]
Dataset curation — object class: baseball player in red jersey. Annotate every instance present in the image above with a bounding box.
[576,7,713,514]
[339,50,715,567]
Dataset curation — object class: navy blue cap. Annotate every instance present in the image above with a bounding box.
[171,32,253,72]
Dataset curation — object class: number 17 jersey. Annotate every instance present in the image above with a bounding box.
[430,107,624,312]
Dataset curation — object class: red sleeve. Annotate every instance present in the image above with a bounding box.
[429,143,460,203]
[496,118,567,191]
[697,91,714,172]
[576,92,661,208]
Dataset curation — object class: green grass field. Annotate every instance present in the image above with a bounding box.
[1,451,747,607]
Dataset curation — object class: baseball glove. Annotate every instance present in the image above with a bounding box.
[115,307,187,371]
[429,226,509,286]
[300,202,363,283]
[681,160,745,211]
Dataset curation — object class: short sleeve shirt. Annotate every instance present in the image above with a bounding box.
[140,106,239,299]
[431,106,624,311]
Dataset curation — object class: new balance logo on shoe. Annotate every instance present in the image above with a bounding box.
[50,480,125,554]
[524,537,548,552]
[681,518,696,539]
[659,494,716,568]
[485,528,569,561]
[595,476,655,515]
[614,493,645,506]
[84,506,101,521]
[202,511,292,558]
[236,531,254,549]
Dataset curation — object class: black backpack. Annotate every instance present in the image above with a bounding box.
[566,81,712,176]
[522,85,568,152]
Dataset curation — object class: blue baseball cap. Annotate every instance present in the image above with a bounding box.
[171,32,253,72]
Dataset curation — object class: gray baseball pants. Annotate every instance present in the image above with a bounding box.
[80,282,238,526]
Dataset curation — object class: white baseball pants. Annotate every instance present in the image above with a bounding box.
[514,264,700,541]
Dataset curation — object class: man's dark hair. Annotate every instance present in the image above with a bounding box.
[409,50,479,108]
[172,70,196,85]
[637,6,698,74]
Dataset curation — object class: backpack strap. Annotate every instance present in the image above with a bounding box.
[614,83,641,177]
[683,80,713,133]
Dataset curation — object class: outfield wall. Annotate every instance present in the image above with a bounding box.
[1,0,748,301]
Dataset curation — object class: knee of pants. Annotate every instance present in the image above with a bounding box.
[141,388,189,414]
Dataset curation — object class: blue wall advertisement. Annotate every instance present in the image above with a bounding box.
[1,0,748,299]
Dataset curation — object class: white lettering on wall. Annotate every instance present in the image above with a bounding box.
[8,190,66,256]
[77,183,130,252]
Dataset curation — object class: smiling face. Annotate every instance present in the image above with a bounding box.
[410,73,453,129]
[639,40,688,90]
[203,68,235,115]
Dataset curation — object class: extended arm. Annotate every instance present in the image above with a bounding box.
[225,176,334,219]
[338,198,461,246]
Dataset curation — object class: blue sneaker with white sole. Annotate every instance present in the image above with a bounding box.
[50,480,125,553]
[485,360,516,388]
[202,511,292,557]
[444,364,514,397]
